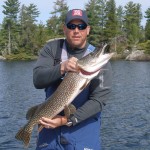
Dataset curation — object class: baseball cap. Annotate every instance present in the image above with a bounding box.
[65,9,89,25]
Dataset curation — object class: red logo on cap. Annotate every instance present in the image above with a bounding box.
[72,10,82,16]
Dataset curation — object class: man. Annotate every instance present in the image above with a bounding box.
[33,9,112,150]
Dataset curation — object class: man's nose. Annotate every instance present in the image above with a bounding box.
[74,27,79,32]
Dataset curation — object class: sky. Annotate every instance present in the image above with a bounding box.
[0,0,149,26]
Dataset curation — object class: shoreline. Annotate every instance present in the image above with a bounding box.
[1,54,150,61]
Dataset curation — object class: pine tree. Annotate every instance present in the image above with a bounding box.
[116,6,124,35]
[47,0,68,37]
[104,0,118,41]
[18,4,40,54]
[145,8,150,40]
[85,0,107,46]
[33,23,48,55]
[86,0,100,46]
[124,1,142,45]
[2,0,20,55]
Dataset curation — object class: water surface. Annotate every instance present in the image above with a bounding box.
[0,60,150,150]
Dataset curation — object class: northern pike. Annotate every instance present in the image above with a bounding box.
[15,44,114,147]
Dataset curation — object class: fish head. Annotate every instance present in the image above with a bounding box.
[77,44,114,79]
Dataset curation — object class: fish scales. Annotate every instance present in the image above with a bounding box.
[28,72,86,126]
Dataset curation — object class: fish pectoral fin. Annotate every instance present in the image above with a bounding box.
[64,104,76,119]
[80,79,90,90]
[69,104,76,114]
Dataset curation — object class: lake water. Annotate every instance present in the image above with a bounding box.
[0,60,150,150]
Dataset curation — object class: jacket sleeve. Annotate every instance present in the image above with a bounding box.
[70,62,112,125]
[33,42,62,89]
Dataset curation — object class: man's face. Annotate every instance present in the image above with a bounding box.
[63,19,90,49]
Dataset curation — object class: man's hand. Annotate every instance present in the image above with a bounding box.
[61,57,78,75]
[39,115,67,129]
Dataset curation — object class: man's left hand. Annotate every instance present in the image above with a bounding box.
[39,115,67,129]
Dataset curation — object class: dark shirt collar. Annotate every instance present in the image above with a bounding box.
[64,39,89,55]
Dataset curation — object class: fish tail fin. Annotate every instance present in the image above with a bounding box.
[15,126,32,148]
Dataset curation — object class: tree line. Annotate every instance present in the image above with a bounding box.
[0,0,150,59]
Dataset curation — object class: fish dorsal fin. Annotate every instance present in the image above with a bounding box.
[26,104,39,120]
[100,44,108,56]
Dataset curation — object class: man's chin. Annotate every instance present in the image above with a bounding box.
[71,41,82,47]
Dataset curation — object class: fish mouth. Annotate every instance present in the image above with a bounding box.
[77,66,101,79]
[77,52,114,75]
[79,68,100,76]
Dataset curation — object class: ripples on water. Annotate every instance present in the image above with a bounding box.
[0,60,150,150]
[0,61,44,150]
[101,61,150,150]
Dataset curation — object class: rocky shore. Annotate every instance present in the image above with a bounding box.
[0,55,6,60]
[112,49,150,61]
[1,50,150,61]
[125,50,150,61]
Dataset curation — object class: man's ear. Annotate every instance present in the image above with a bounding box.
[87,26,90,35]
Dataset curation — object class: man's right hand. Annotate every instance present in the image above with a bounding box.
[61,57,78,75]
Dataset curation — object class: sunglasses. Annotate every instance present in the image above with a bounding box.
[66,23,87,30]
